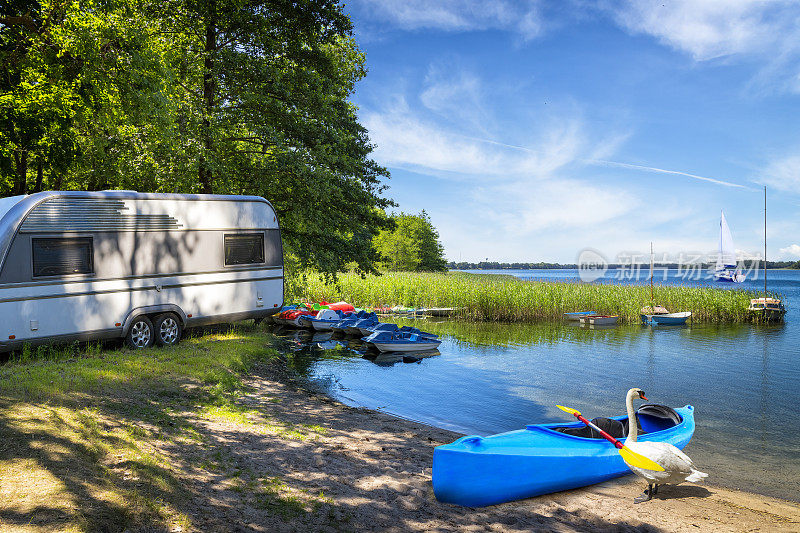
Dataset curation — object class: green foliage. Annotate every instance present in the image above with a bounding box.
[0,0,393,275]
[303,271,765,324]
[373,210,447,272]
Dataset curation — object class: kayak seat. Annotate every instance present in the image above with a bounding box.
[636,404,682,433]
[590,417,626,439]
[552,404,680,439]
[554,417,627,439]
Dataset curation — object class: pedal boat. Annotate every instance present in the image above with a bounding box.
[362,330,442,352]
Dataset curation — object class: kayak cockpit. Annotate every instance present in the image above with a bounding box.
[534,404,683,440]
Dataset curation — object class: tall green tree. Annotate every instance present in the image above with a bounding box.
[0,0,174,194]
[1,0,393,276]
[374,211,448,272]
[155,0,393,273]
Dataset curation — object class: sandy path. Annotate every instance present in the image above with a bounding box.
[154,365,799,532]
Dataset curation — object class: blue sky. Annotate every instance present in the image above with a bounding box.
[344,1,800,263]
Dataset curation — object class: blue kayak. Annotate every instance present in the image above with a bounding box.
[432,405,695,507]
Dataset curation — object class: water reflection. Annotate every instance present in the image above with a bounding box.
[268,325,441,369]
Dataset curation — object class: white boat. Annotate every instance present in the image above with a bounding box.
[579,315,618,326]
[370,338,442,352]
[715,211,745,283]
[649,311,692,326]
[307,309,342,331]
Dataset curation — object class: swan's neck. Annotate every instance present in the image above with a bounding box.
[626,391,639,443]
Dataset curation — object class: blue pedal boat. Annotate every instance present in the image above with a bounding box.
[343,312,379,335]
[432,405,695,507]
[362,330,442,352]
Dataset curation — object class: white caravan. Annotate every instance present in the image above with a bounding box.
[0,191,283,351]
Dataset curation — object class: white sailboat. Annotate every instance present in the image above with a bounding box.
[715,210,746,283]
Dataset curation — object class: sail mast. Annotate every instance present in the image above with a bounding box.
[650,242,654,305]
[764,186,767,294]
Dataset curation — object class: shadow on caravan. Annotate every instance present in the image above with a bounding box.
[0,191,284,352]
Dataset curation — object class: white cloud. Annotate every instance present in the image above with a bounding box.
[361,95,584,179]
[348,0,544,40]
[779,244,800,259]
[606,0,799,60]
[759,153,800,193]
[605,0,800,92]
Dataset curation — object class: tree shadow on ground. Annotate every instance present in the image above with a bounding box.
[0,332,679,532]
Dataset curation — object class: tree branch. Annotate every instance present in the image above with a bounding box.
[0,15,38,32]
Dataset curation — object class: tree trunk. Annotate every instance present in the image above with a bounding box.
[13,150,27,195]
[198,6,216,194]
[53,166,64,190]
[33,157,43,192]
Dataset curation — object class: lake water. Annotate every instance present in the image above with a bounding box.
[269,269,800,501]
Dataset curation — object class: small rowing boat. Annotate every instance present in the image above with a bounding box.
[579,315,618,326]
[432,404,694,507]
[649,311,692,326]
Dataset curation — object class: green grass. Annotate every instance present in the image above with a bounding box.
[302,271,773,324]
[0,324,333,532]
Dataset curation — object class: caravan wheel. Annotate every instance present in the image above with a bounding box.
[126,316,154,349]
[154,313,182,346]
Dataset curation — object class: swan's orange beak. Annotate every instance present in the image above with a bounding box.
[639,393,648,400]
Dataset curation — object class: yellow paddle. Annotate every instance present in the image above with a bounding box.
[556,405,665,472]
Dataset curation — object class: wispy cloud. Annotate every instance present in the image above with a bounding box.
[589,160,751,189]
[759,153,800,193]
[420,62,491,132]
[448,134,750,189]
[347,0,544,40]
[361,96,584,179]
[604,0,800,92]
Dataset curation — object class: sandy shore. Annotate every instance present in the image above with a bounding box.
[168,362,798,532]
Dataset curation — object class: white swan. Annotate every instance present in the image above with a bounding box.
[623,388,708,503]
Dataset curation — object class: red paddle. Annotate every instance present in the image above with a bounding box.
[556,405,664,471]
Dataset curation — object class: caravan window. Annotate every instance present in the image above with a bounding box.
[224,234,265,265]
[32,237,94,277]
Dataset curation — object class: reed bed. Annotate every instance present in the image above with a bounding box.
[302,271,768,324]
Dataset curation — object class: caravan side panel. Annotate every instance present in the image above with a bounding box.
[0,193,283,351]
